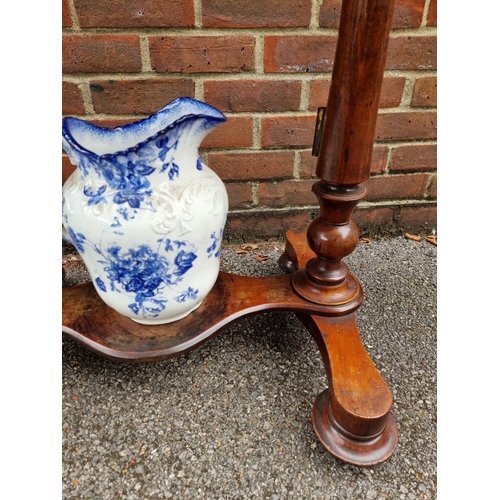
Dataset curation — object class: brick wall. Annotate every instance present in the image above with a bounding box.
[62,0,437,240]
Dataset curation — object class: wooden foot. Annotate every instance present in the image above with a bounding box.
[281,227,398,465]
[300,314,398,466]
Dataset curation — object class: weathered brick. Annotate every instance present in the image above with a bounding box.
[258,180,316,207]
[301,146,388,177]
[309,77,406,111]
[411,77,437,107]
[390,144,437,172]
[204,80,301,113]
[202,0,311,28]
[74,0,194,28]
[62,155,76,185]
[63,35,142,74]
[264,36,337,74]
[90,79,195,114]
[427,0,437,27]
[225,183,254,209]
[261,115,317,148]
[386,36,437,70]
[208,152,294,181]
[366,174,430,201]
[62,82,85,115]
[226,210,314,241]
[399,204,437,226]
[150,36,255,74]
[200,116,253,149]
[319,0,426,29]
[375,111,437,142]
[63,0,72,27]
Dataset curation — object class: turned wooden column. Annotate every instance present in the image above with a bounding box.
[292,0,395,310]
[282,0,399,465]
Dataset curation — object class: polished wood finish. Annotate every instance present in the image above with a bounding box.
[315,0,395,185]
[63,271,358,362]
[63,0,399,466]
[299,313,397,466]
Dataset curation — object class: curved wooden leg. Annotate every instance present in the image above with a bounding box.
[298,313,398,466]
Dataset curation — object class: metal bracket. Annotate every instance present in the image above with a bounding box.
[312,107,326,157]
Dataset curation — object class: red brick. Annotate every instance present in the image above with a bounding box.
[62,82,85,115]
[62,155,76,185]
[391,0,426,28]
[200,116,253,149]
[309,77,405,111]
[429,175,437,199]
[390,144,437,172]
[352,206,395,226]
[90,79,195,115]
[89,118,139,129]
[386,36,437,70]
[366,174,430,201]
[318,0,342,29]
[411,77,437,107]
[225,183,254,209]
[264,36,337,74]
[63,35,141,74]
[208,152,294,181]
[204,80,301,113]
[301,146,388,178]
[261,115,317,148]
[74,0,194,28]
[258,180,316,207]
[63,0,72,27]
[427,0,437,27]
[202,0,311,28]
[226,210,314,241]
[150,36,255,74]
[399,205,437,225]
[319,0,426,29]
[375,111,437,142]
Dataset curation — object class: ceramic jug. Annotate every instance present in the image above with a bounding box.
[62,97,229,325]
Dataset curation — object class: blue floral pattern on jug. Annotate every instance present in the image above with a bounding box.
[67,229,199,319]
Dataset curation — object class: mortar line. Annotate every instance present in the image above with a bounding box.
[310,0,323,29]
[193,0,203,28]
[80,82,95,114]
[293,151,302,179]
[254,35,265,74]
[227,198,436,215]
[422,0,433,28]
[253,117,262,150]
[67,0,80,29]
[251,182,260,206]
[140,36,152,72]
[61,26,436,37]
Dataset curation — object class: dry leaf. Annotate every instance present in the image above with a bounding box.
[425,235,437,246]
[235,249,247,254]
[360,237,372,243]
[241,243,259,251]
[256,255,269,262]
[404,233,422,242]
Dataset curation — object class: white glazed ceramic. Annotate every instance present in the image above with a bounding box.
[62,97,228,324]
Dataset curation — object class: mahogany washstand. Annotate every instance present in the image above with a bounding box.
[63,0,399,466]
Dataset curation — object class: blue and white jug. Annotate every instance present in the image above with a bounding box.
[62,97,228,324]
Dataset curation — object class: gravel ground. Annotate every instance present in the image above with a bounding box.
[62,236,437,500]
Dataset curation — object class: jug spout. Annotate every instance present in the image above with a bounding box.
[62,98,226,161]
